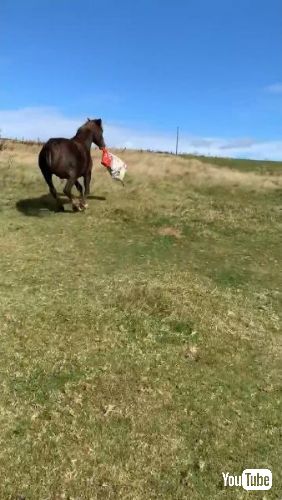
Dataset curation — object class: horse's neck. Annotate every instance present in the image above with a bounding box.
[73,128,92,150]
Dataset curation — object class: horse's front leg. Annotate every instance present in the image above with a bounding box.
[75,180,88,210]
[75,180,83,196]
[84,169,92,198]
[64,179,82,211]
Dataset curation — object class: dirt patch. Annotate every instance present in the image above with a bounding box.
[158,226,182,239]
[184,345,200,361]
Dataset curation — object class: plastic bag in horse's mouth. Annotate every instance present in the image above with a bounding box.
[101,150,127,184]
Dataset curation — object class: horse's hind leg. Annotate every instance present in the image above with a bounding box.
[64,179,82,211]
[40,167,64,211]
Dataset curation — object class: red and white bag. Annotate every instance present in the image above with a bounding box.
[101,149,127,184]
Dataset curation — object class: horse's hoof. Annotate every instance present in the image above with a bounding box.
[71,199,82,212]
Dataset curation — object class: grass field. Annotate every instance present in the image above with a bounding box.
[0,141,281,499]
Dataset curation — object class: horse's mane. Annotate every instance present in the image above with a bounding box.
[76,120,90,134]
[74,121,93,139]
[74,119,103,140]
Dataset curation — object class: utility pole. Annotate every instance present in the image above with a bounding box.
[175,126,179,155]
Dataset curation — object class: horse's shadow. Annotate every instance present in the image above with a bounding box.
[16,194,106,217]
[87,195,106,201]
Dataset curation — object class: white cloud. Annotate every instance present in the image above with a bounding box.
[265,83,282,94]
[0,107,80,140]
[0,106,282,161]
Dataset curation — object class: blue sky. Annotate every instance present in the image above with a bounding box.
[1,0,282,159]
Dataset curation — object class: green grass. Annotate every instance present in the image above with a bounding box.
[0,151,281,499]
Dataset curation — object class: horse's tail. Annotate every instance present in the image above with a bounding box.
[38,144,54,191]
[38,143,52,172]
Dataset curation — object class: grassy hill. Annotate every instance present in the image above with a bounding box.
[181,153,282,175]
[0,141,281,498]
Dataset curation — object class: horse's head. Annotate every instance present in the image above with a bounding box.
[87,118,106,149]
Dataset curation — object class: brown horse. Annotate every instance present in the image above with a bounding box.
[38,118,106,211]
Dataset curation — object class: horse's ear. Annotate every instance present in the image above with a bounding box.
[95,118,102,127]
[87,117,91,122]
